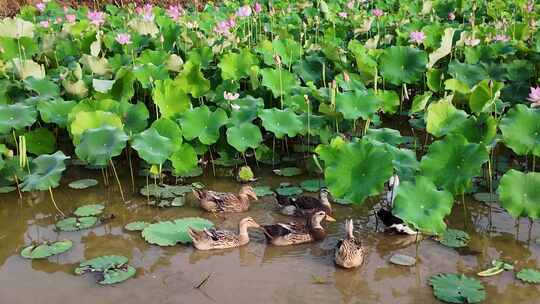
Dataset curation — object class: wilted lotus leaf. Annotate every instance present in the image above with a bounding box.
[500,104,540,157]
[175,61,210,98]
[253,186,274,197]
[56,216,98,231]
[125,221,150,231]
[0,103,37,134]
[380,46,427,85]
[152,79,190,118]
[70,111,123,144]
[169,143,199,176]
[142,217,214,246]
[300,179,326,192]
[498,169,540,219]
[25,128,56,155]
[180,106,228,145]
[439,229,470,248]
[73,204,104,217]
[259,108,304,139]
[260,68,299,97]
[275,186,303,196]
[21,240,73,259]
[517,268,540,284]
[37,98,76,128]
[22,151,69,191]
[68,178,98,189]
[273,167,302,177]
[335,89,380,120]
[75,255,135,285]
[132,128,174,165]
[75,126,128,166]
[427,28,455,69]
[426,98,468,138]
[0,17,34,38]
[226,123,263,153]
[430,273,486,304]
[8,58,45,79]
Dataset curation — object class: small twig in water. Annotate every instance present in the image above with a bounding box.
[194,273,212,289]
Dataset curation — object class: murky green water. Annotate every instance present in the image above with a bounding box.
[1,166,539,304]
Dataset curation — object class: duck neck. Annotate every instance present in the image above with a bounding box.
[238,193,250,207]
[310,217,323,230]
[238,223,250,246]
[321,197,332,212]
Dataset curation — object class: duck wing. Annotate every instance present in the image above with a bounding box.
[204,191,240,211]
[293,196,321,210]
[263,222,307,240]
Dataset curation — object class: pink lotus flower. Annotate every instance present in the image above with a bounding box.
[448,12,455,20]
[115,33,132,45]
[372,8,384,17]
[464,37,481,47]
[346,1,355,9]
[527,86,540,107]
[254,3,262,14]
[236,5,252,17]
[167,5,183,20]
[63,6,69,13]
[227,17,236,28]
[36,2,46,12]
[88,10,105,26]
[55,16,63,24]
[338,12,348,18]
[40,20,50,28]
[214,20,231,35]
[527,2,534,13]
[409,31,426,44]
[66,14,76,23]
[224,91,240,101]
[494,34,509,42]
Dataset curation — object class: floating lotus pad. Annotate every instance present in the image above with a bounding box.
[516,268,540,284]
[273,167,302,177]
[56,216,98,231]
[68,179,98,189]
[275,186,303,196]
[21,240,73,259]
[439,229,470,248]
[430,273,486,303]
[125,221,150,231]
[300,179,326,192]
[253,186,274,197]
[75,255,135,285]
[142,217,214,246]
[73,204,104,217]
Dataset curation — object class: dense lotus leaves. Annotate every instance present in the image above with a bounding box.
[439,229,470,248]
[180,106,228,145]
[175,61,210,98]
[469,79,504,113]
[271,38,303,66]
[125,221,150,231]
[219,49,259,81]
[426,98,468,138]
[411,92,433,113]
[260,68,299,98]
[118,102,149,134]
[500,104,540,157]
[253,186,274,197]
[259,108,304,139]
[300,179,326,192]
[22,151,69,191]
[226,123,263,153]
[142,217,214,246]
[377,90,400,114]
[24,128,56,155]
[151,118,182,150]
[516,268,540,284]
[73,204,105,217]
[169,143,199,176]
[56,216,98,231]
[0,103,37,134]
[447,61,489,87]
[420,135,488,194]
[295,53,328,84]
[379,46,427,85]
[335,89,380,120]
[70,111,123,144]
[68,178,98,189]
[454,114,497,145]
[229,96,264,125]
[365,128,405,147]
[75,126,128,166]
[498,170,540,219]
[21,240,73,259]
[75,255,135,285]
[316,137,393,204]
[131,128,174,165]
[275,186,303,196]
[273,167,302,177]
[133,64,169,88]
[392,176,453,235]
[37,98,76,127]
[152,79,190,118]
[24,77,59,97]
[430,274,486,303]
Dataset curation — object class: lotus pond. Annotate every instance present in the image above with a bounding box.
[1,0,540,303]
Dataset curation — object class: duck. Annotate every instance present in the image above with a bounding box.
[276,188,334,218]
[188,217,262,250]
[193,185,258,213]
[334,219,367,269]
[376,175,418,235]
[262,211,335,246]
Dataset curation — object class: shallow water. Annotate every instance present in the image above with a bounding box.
[1,166,539,304]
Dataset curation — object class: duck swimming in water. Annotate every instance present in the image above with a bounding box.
[193,185,258,213]
[276,188,335,220]
[188,217,262,250]
[334,219,367,269]
[262,211,335,246]
[376,175,418,235]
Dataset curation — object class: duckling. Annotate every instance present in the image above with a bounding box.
[276,188,334,218]
[334,219,367,269]
[262,211,335,246]
[193,185,258,213]
[376,175,418,235]
[188,217,261,250]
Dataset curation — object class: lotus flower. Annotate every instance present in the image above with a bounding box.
[236,5,252,17]
[66,14,76,23]
[409,31,426,44]
[214,20,231,35]
[88,10,105,26]
[40,20,50,28]
[36,2,46,12]
[116,33,132,45]
[372,8,384,17]
[493,34,509,42]
[55,17,63,24]
[167,5,183,20]
[346,1,355,9]
[527,86,540,107]
[448,12,455,20]
[254,3,262,13]
[527,2,534,12]
[338,12,348,18]
[224,91,240,101]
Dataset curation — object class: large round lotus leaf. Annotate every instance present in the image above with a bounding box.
[118,102,149,134]
[24,77,59,97]
[259,108,304,139]
[253,186,274,197]
[180,106,228,145]
[420,135,488,195]
[300,179,326,192]
[56,216,98,231]
[276,186,303,196]
[498,169,540,219]
[74,204,105,217]
[21,240,73,259]
[70,111,123,144]
[152,79,190,118]
[219,49,259,81]
[99,266,136,285]
[22,151,69,192]
[377,90,400,114]
[142,217,214,246]
[380,46,428,85]
[226,123,263,153]
[500,104,540,157]
[439,229,470,248]
[174,61,210,98]
[365,128,405,146]
[151,117,182,150]
[273,167,302,177]
[517,268,540,284]
[131,128,174,165]
[260,68,299,97]
[67,99,119,123]
[24,128,56,155]
[448,61,489,88]
[454,113,497,145]
[426,98,468,138]
[75,126,128,166]
[0,103,37,134]
[75,255,128,274]
[392,176,453,235]
[68,178,98,189]
[430,273,486,303]
[335,89,380,120]
[125,221,150,231]
[316,137,393,204]
[229,96,264,125]
[169,143,199,176]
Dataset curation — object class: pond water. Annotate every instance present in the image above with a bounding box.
[0,166,539,304]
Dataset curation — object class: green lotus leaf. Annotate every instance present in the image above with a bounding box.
[0,103,37,134]
[300,179,326,192]
[74,204,105,217]
[75,255,128,275]
[37,98,76,128]
[420,135,488,194]
[99,266,136,285]
[335,89,380,120]
[180,106,228,145]
[317,138,393,204]
[427,68,444,92]
[133,64,168,89]
[260,68,299,98]
[68,99,119,124]
[8,58,45,79]
[125,221,150,231]
[385,145,420,182]
[21,240,72,259]
[275,186,303,196]
[295,54,328,84]
[377,90,400,114]
[430,273,486,304]
[0,186,16,193]
[259,108,304,139]
[498,169,540,219]
[175,61,210,98]
[392,176,453,235]
[348,41,377,83]
[118,102,149,134]
[426,98,468,138]
[56,216,98,231]
[365,128,405,146]
[24,128,56,155]
[253,186,274,197]
[169,143,199,176]
[273,167,302,177]
[411,92,433,113]
[453,114,497,145]
[500,104,540,157]
[238,166,255,182]
[131,128,174,165]
[427,28,455,69]
[517,268,540,284]
[151,118,182,151]
[92,79,115,93]
[140,184,175,199]
[229,96,264,125]
[219,49,259,81]
[24,77,59,97]
[70,111,123,144]
[271,38,303,66]
[142,217,214,246]
[68,178,98,189]
[75,126,128,166]
[226,123,263,153]
[380,46,428,85]
[439,229,470,248]
[152,79,190,118]
[0,17,34,38]
[448,61,488,88]
[22,151,69,192]
[469,79,504,114]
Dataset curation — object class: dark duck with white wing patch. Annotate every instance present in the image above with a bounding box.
[376,175,418,235]
[275,188,335,220]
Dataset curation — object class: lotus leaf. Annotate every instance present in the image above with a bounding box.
[229,96,264,125]
[140,184,175,199]
[380,46,427,85]
[469,79,504,114]
[271,38,303,66]
[238,166,255,182]
[75,126,128,166]
[9,59,45,79]
[448,61,488,88]
[25,128,56,155]
[253,186,274,197]
[275,186,303,196]
[21,240,73,259]
[411,92,433,113]
[151,118,182,150]
[0,186,16,193]
[517,268,540,284]
[169,143,198,176]
[75,255,135,285]
[24,77,59,97]
[500,104,540,157]
[70,111,123,144]
[142,217,214,246]
[132,128,174,165]
[0,103,37,134]
[455,114,497,145]
[119,102,149,134]
[0,17,34,38]
[430,273,486,303]
[180,106,228,145]
[125,221,150,231]
[37,98,76,128]
[22,151,69,191]
[175,61,210,98]
[226,123,263,153]
[260,68,299,98]
[68,179,98,189]
[389,254,416,266]
[56,216,98,231]
[365,128,405,146]
[80,55,111,76]
[439,229,470,248]
[498,169,540,219]
[259,108,304,139]
[335,89,380,120]
[300,179,326,192]
[377,90,400,114]
[219,49,259,81]
[74,204,104,217]
[152,79,190,118]
[427,28,455,69]
[100,266,136,285]
[273,167,302,177]
[426,98,468,138]
[92,79,115,93]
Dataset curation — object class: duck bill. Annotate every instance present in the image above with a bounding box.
[325,215,337,222]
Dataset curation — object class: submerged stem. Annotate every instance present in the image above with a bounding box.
[110,160,125,202]
[48,187,65,217]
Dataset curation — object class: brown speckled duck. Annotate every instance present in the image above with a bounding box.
[276,188,334,219]
[188,217,261,250]
[334,219,367,269]
[262,211,334,246]
[193,185,258,213]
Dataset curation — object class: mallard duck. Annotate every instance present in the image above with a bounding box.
[188,217,261,250]
[276,188,334,218]
[334,219,367,269]
[193,185,258,213]
[262,211,334,246]
[376,175,417,235]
